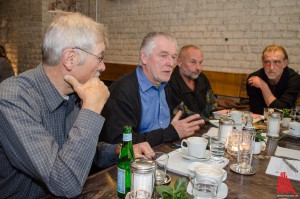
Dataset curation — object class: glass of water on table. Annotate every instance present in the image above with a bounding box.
[152,152,169,185]
[210,136,226,164]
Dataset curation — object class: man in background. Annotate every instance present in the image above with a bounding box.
[166,45,247,121]
[247,44,300,115]
[100,32,204,147]
[0,44,14,82]
[0,12,153,198]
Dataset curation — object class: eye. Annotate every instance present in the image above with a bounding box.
[264,60,271,65]
[274,60,281,65]
[191,60,197,65]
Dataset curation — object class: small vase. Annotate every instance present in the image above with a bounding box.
[253,141,262,155]
[282,117,291,128]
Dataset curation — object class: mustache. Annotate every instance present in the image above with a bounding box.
[95,71,101,78]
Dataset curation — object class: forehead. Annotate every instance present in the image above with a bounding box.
[263,50,284,60]
[153,36,177,54]
[185,48,203,59]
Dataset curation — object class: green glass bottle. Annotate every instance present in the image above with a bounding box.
[117,125,135,198]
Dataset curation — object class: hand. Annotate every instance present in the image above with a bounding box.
[133,142,154,159]
[171,110,204,139]
[248,76,266,89]
[64,75,110,114]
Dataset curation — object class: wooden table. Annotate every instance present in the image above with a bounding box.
[44,125,300,199]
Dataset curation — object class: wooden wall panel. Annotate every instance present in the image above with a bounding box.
[102,63,249,98]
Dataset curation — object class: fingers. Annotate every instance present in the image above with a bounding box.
[133,142,154,159]
[173,110,183,121]
[64,74,80,90]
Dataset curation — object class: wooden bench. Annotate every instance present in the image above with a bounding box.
[102,63,249,99]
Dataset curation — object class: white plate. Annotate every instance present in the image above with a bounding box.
[179,148,211,161]
[167,149,229,177]
[187,182,228,199]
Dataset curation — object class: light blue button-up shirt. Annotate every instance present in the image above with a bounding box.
[136,66,170,133]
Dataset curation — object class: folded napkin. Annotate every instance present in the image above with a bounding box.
[266,156,300,181]
[203,127,219,138]
[275,146,300,161]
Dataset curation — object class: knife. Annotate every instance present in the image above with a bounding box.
[282,158,299,173]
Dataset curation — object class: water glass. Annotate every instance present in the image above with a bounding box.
[152,152,169,185]
[210,136,226,163]
[190,176,219,198]
[125,190,151,199]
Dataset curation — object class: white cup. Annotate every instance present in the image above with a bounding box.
[181,137,208,158]
[289,122,300,136]
[231,110,243,125]
[194,164,227,188]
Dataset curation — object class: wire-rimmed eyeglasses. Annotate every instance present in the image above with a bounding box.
[73,47,104,63]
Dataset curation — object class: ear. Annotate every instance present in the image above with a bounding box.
[177,57,182,67]
[61,49,78,71]
[283,59,288,68]
[140,51,148,65]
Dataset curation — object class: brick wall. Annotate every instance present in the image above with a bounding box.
[98,0,300,74]
[0,0,299,74]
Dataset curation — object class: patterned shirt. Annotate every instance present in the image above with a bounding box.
[0,64,118,198]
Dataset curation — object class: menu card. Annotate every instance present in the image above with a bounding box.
[266,156,300,181]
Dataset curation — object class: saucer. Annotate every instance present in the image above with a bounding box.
[179,149,211,161]
[156,174,171,185]
[187,159,229,173]
[187,181,228,199]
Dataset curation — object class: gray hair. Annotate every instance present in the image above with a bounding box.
[42,11,108,66]
[139,32,177,64]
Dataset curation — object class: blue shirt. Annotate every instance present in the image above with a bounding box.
[0,64,118,198]
[136,66,170,133]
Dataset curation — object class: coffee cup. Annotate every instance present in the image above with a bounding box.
[194,164,227,188]
[181,137,208,158]
[289,122,300,136]
[230,110,243,125]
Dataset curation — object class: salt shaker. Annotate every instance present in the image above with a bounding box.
[218,118,234,139]
[130,159,156,197]
[267,112,281,138]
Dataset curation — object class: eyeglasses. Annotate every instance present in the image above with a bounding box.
[73,47,104,63]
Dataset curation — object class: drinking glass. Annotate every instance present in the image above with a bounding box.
[152,152,169,185]
[125,190,151,199]
[210,136,226,164]
[189,174,218,198]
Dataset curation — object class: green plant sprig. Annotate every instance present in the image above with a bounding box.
[282,108,292,118]
[255,130,266,142]
[156,177,192,199]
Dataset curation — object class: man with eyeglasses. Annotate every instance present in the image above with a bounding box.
[100,32,204,147]
[247,44,300,115]
[0,12,154,198]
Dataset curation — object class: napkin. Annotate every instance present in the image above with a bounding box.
[266,156,300,181]
[275,146,300,161]
[203,127,219,138]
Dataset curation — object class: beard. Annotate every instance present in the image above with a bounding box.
[182,67,200,80]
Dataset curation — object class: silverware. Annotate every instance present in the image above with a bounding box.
[282,158,299,173]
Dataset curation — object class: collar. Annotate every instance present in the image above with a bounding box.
[136,65,166,92]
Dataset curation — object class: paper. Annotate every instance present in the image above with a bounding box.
[266,156,300,181]
[203,127,219,137]
[275,146,300,161]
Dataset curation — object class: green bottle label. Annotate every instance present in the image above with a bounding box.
[117,167,126,194]
[123,133,132,142]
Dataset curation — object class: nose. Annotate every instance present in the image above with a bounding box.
[98,61,106,73]
[269,62,275,70]
[166,55,175,67]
